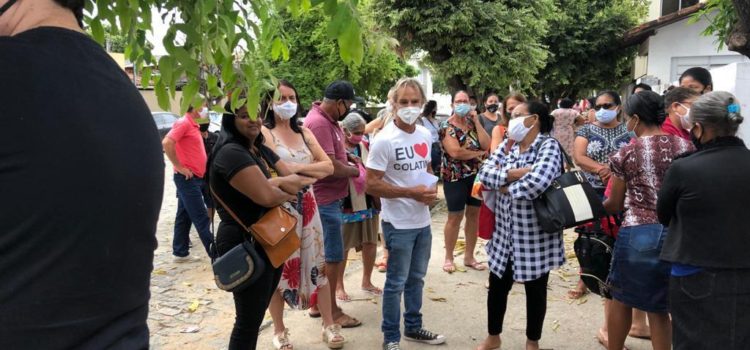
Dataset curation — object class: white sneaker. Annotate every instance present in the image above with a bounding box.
[173,255,200,263]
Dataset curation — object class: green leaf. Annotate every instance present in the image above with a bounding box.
[327,5,351,39]
[90,19,105,45]
[324,0,337,16]
[172,47,199,73]
[221,56,235,85]
[140,66,152,89]
[158,56,174,91]
[339,19,363,65]
[271,37,284,60]
[155,79,170,111]
[181,80,200,114]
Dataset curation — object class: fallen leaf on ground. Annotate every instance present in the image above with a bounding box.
[187,300,200,313]
[428,296,447,302]
[152,269,166,275]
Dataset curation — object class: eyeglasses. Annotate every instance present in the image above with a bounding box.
[510,113,534,119]
[594,103,616,111]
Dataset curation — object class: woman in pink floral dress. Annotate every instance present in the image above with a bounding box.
[261,80,345,349]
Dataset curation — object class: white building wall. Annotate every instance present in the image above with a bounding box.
[647,16,747,92]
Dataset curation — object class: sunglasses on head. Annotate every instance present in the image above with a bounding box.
[594,103,616,111]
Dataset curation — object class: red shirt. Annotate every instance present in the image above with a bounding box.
[661,117,690,140]
[166,114,207,178]
[303,102,349,205]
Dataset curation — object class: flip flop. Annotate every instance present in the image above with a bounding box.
[628,330,651,340]
[308,311,321,318]
[335,314,362,328]
[376,261,387,273]
[361,286,383,296]
[443,260,456,273]
[464,261,487,271]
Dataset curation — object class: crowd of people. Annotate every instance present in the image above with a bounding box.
[2,2,749,350]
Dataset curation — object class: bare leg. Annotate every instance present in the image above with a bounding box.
[598,300,610,347]
[607,299,632,350]
[443,211,464,270]
[629,309,651,338]
[463,205,480,264]
[269,291,286,334]
[526,339,540,350]
[361,242,378,289]
[317,282,337,327]
[326,262,344,319]
[646,312,671,350]
[336,250,349,301]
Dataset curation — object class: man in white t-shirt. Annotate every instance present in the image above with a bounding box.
[367,78,446,350]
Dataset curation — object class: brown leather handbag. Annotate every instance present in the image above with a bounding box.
[212,189,300,268]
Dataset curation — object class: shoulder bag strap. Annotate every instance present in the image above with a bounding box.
[209,184,252,233]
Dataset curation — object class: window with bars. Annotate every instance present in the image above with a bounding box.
[661,0,699,16]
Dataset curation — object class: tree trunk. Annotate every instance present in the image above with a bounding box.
[729,0,750,58]
[447,75,467,96]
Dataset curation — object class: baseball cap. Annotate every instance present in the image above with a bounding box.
[324,80,357,101]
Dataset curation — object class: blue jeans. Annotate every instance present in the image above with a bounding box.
[318,200,345,263]
[381,221,432,343]
[173,174,214,257]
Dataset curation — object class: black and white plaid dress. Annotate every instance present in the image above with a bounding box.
[477,134,565,282]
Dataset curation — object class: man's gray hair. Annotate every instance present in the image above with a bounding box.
[690,91,744,136]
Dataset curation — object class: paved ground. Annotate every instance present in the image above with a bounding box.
[149,160,654,350]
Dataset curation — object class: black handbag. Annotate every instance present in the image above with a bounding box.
[209,185,266,293]
[210,239,266,292]
[573,218,618,298]
[533,138,606,233]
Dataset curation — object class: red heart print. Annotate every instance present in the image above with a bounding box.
[413,143,428,158]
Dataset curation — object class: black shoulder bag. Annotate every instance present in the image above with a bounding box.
[533,138,606,233]
[573,217,619,298]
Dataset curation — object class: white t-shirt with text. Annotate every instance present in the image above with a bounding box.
[367,123,432,230]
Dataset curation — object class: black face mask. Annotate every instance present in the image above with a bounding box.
[338,100,350,121]
[0,0,18,16]
[690,125,703,150]
[486,104,499,113]
[199,124,209,132]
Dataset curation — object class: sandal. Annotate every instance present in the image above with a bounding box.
[443,260,456,273]
[322,324,345,349]
[567,288,589,299]
[335,314,362,328]
[376,261,387,273]
[464,261,487,271]
[361,286,383,296]
[273,328,293,350]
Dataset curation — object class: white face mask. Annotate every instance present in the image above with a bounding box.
[676,103,692,130]
[273,101,298,120]
[199,107,209,118]
[508,115,535,141]
[397,106,422,125]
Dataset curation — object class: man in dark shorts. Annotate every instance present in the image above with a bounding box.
[0,1,164,349]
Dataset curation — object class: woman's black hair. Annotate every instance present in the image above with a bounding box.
[53,0,84,27]
[679,67,713,88]
[262,79,303,134]
[624,90,667,126]
[632,83,652,94]
[526,101,553,134]
[559,98,575,109]
[484,93,499,103]
[596,90,622,106]
[422,100,437,117]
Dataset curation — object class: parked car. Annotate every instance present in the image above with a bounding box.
[152,111,180,139]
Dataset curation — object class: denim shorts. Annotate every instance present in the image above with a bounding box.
[608,223,670,313]
[318,200,345,263]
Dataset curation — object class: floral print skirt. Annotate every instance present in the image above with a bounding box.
[277,188,327,310]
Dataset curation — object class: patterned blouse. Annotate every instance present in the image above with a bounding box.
[477,134,566,282]
[575,123,631,188]
[609,135,694,227]
[439,119,485,182]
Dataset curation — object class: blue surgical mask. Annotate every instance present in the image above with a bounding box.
[626,118,639,139]
[595,108,617,123]
[454,103,471,117]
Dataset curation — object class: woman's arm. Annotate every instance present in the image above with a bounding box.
[281,128,334,179]
[365,115,385,135]
[229,166,296,207]
[490,125,505,153]
[472,113,491,151]
[506,139,562,200]
[478,145,510,190]
[656,165,681,226]
[603,176,626,214]
[573,136,606,174]
[442,132,485,160]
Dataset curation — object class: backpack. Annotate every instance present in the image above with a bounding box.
[573,217,618,298]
